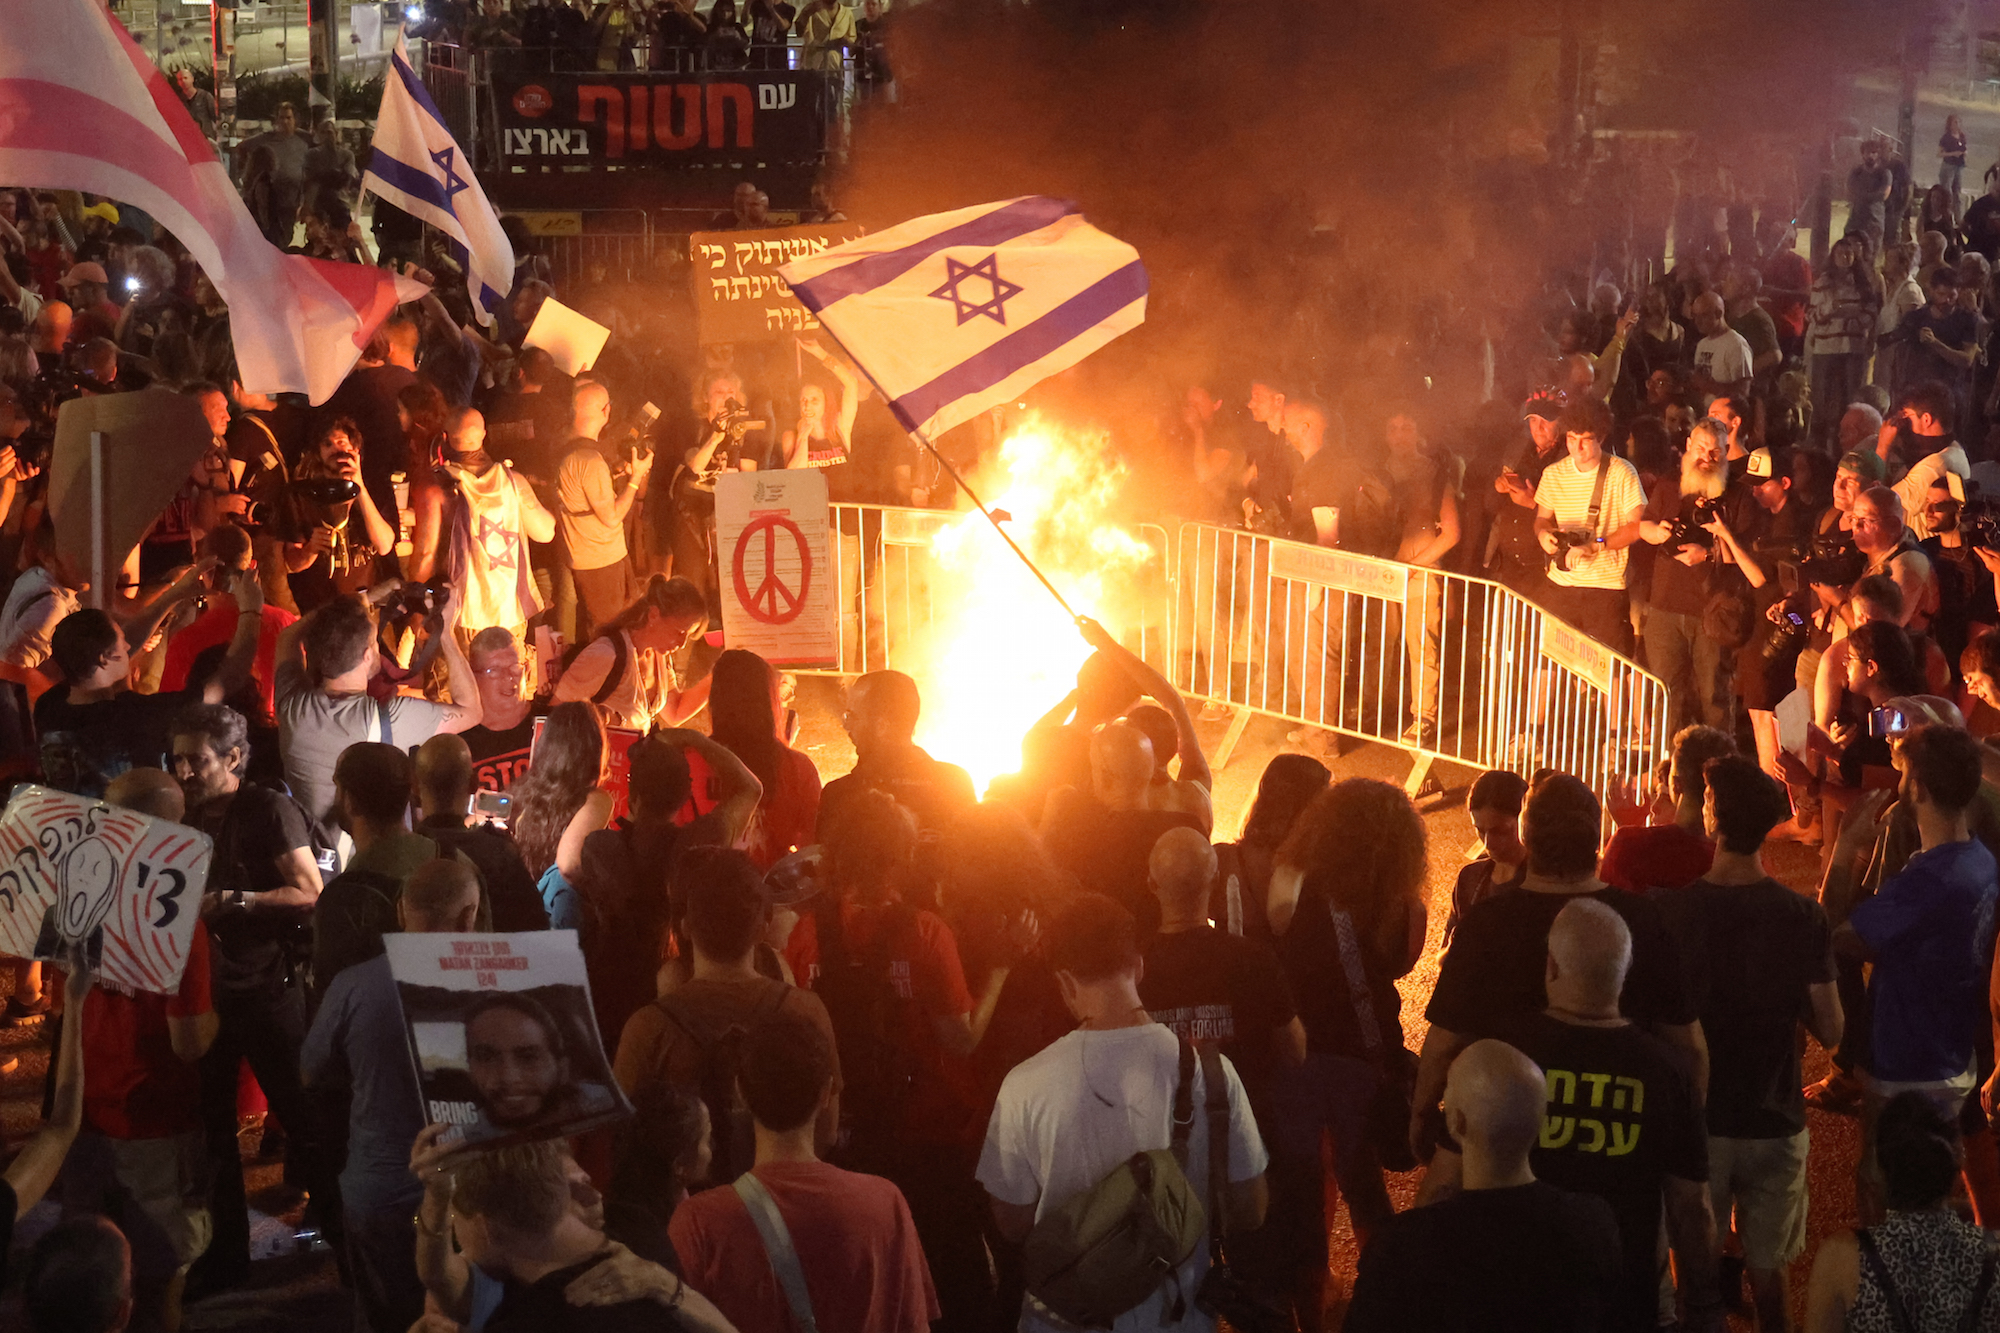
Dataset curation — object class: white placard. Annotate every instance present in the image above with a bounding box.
[522,297,610,376]
[0,786,212,994]
[715,469,837,667]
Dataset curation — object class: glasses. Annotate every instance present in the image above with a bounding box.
[476,663,525,680]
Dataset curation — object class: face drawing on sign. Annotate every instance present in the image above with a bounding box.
[465,994,573,1129]
[58,833,120,948]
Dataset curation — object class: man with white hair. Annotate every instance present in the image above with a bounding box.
[1837,401,1886,456]
[1423,899,1723,1333]
[1346,1040,1621,1331]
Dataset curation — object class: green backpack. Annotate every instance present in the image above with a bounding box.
[1021,1036,1207,1329]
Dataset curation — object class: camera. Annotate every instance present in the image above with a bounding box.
[291,477,361,507]
[712,398,768,436]
[1763,606,1809,660]
[1961,496,2000,550]
[1548,528,1600,570]
[392,579,451,618]
[1666,496,1723,550]
[1799,534,1864,589]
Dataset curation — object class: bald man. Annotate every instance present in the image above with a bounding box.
[1347,1040,1622,1330]
[31,300,70,357]
[1140,827,1304,1097]
[412,734,547,933]
[303,857,482,1333]
[1690,291,1754,398]
[1042,723,1204,932]
[556,380,650,640]
[1424,900,1720,1332]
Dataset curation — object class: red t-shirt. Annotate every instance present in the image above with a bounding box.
[681,744,822,870]
[57,921,214,1139]
[1598,824,1715,895]
[785,902,978,1145]
[668,1160,939,1333]
[160,602,299,716]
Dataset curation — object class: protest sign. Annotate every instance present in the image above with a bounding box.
[715,469,836,668]
[531,718,643,820]
[0,785,211,994]
[688,224,862,344]
[49,389,217,607]
[385,930,630,1148]
[523,297,611,376]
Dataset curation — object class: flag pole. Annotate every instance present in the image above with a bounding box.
[808,332,1081,623]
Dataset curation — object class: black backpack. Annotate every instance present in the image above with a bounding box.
[651,983,790,1185]
[809,900,917,1160]
[557,632,629,706]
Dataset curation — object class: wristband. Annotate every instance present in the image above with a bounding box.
[413,1209,447,1239]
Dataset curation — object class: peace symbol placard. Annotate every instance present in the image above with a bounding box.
[716,471,838,667]
[0,785,212,994]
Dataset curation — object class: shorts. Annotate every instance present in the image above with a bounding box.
[63,1129,212,1272]
[1706,1129,1810,1268]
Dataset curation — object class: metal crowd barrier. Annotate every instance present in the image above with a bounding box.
[530,209,656,288]
[781,506,1669,805]
[1167,522,1672,801]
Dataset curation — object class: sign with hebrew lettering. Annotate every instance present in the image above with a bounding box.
[1269,542,1409,603]
[386,930,631,1149]
[1540,619,1614,693]
[492,71,831,169]
[689,224,864,344]
[0,786,211,995]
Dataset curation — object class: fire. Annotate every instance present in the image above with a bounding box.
[910,417,1158,794]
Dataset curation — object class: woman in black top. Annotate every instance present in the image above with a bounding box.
[1264,778,1429,1333]
[1211,753,1329,940]
[1940,114,1969,219]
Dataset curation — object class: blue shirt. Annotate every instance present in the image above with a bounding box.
[1849,838,1999,1084]
[540,864,579,930]
[300,952,426,1214]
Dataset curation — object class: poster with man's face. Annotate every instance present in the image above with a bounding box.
[384,930,630,1148]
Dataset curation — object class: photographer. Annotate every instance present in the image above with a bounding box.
[1637,417,1756,732]
[274,418,397,616]
[556,380,651,641]
[1883,383,1971,540]
[1732,448,1826,782]
[1533,398,1648,652]
[668,370,767,617]
[1916,475,1997,684]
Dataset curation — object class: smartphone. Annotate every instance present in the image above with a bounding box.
[468,789,513,826]
[124,276,141,292]
[1867,706,1908,738]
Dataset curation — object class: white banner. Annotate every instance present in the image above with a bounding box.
[715,469,837,667]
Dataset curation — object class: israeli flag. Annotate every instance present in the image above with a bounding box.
[360,34,514,324]
[779,197,1147,439]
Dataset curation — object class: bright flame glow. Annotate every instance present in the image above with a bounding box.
[910,418,1156,793]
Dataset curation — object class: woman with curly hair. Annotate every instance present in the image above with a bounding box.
[510,700,612,926]
[1264,777,1429,1332]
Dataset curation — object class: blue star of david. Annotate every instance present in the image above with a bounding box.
[477,514,516,572]
[929,253,1022,326]
[431,145,469,204]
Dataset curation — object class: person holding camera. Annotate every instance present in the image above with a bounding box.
[1884,383,1971,540]
[274,418,397,616]
[668,370,766,617]
[1637,416,1758,734]
[1532,398,1647,652]
[557,380,652,643]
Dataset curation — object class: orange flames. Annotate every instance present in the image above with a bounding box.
[911,417,1159,794]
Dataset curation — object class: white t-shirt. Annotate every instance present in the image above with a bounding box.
[977,1024,1268,1333]
[0,566,77,669]
[1693,328,1755,387]
[550,630,674,732]
[1533,454,1646,590]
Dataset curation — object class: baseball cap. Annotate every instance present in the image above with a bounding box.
[1521,389,1565,421]
[1837,449,1887,482]
[57,262,109,288]
[78,202,119,225]
[1745,447,1775,479]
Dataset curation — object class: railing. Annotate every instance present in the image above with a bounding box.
[530,209,656,288]
[1167,522,1672,801]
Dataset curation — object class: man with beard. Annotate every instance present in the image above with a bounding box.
[168,703,327,1297]
[1639,418,1758,733]
[1883,383,1971,539]
[275,419,398,616]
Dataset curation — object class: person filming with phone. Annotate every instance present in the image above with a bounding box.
[1780,621,1931,830]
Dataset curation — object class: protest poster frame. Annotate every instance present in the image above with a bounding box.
[715,469,837,669]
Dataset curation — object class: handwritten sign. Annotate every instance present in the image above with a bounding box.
[1541,619,1615,693]
[717,470,836,667]
[386,930,631,1149]
[689,224,863,344]
[0,786,211,994]
[1269,543,1409,603]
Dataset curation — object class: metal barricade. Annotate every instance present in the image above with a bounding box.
[1167,522,1671,802]
[418,43,480,166]
[533,209,655,287]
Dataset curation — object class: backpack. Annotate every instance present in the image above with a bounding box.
[558,632,629,706]
[1022,1036,1208,1329]
[652,983,789,1186]
[809,900,917,1158]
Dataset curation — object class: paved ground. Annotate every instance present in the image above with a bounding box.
[0,674,1882,1329]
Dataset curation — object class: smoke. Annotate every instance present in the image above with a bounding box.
[835,0,1878,449]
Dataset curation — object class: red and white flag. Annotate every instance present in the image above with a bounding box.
[0,0,427,403]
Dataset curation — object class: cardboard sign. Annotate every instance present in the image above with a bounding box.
[385,930,631,1149]
[530,717,643,820]
[49,389,217,604]
[716,469,836,668]
[523,297,611,376]
[0,786,212,994]
[1541,619,1615,693]
[689,224,863,344]
[1269,542,1409,603]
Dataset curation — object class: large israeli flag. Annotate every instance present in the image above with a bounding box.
[779,197,1147,438]
[360,34,514,324]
